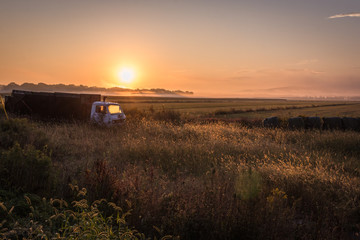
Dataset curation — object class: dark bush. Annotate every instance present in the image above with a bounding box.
[0,143,53,194]
[83,159,118,201]
[0,118,48,150]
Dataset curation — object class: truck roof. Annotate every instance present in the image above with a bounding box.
[93,101,120,106]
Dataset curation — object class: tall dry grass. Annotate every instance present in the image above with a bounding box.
[0,116,359,239]
[27,118,359,239]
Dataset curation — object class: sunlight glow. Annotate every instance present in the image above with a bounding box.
[118,68,135,84]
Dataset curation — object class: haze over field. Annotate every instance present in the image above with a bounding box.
[1,0,359,98]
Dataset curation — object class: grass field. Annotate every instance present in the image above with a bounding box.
[0,97,360,239]
[107,96,360,119]
[214,103,360,119]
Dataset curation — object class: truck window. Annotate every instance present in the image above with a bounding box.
[95,105,106,114]
[108,105,122,114]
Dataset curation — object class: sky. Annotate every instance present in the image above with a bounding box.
[1,0,360,98]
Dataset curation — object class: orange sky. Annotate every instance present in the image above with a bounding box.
[1,0,360,97]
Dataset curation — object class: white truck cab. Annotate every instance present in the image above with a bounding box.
[90,101,126,125]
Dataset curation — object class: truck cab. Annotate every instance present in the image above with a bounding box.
[90,101,126,125]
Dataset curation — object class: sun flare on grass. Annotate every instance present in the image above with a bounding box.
[118,67,135,84]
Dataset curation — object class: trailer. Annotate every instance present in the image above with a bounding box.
[5,90,126,125]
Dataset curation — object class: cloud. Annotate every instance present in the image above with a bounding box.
[329,13,360,19]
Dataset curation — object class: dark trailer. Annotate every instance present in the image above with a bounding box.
[5,90,101,120]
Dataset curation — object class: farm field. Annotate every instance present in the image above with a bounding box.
[0,97,360,239]
[107,96,360,119]
[214,102,360,119]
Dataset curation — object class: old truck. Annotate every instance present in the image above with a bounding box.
[5,90,126,125]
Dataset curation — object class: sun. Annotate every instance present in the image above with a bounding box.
[118,67,135,84]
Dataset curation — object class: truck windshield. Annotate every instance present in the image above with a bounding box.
[108,105,122,114]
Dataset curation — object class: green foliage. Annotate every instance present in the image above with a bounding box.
[0,186,174,240]
[0,118,48,150]
[234,168,262,200]
[51,185,147,240]
[0,143,53,194]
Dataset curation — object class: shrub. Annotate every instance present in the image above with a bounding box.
[83,159,118,201]
[50,186,149,240]
[0,143,53,194]
[0,118,48,150]
[0,186,175,240]
[234,168,262,200]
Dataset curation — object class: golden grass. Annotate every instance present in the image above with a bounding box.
[30,118,360,239]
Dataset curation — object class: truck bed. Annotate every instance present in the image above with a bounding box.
[5,90,101,120]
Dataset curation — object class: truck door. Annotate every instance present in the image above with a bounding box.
[93,105,107,124]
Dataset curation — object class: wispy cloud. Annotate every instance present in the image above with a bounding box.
[329,13,360,19]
